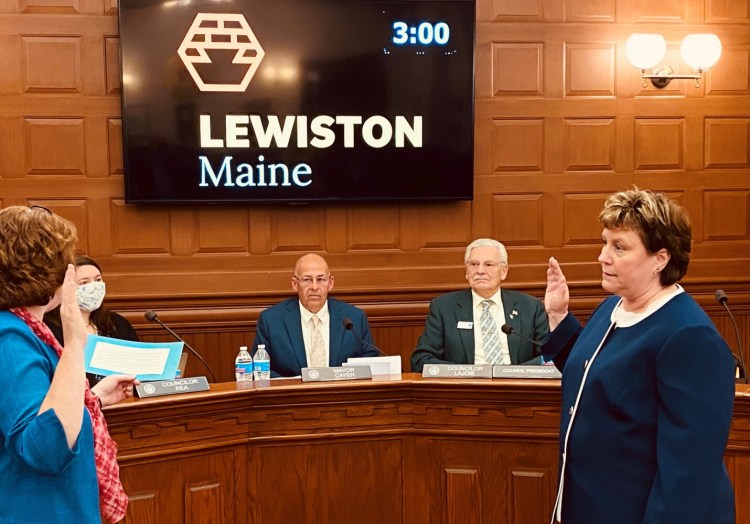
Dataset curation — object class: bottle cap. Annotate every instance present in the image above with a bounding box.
[240,345,248,350]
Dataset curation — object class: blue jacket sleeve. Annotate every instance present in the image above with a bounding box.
[251,311,281,378]
[356,311,379,357]
[0,326,81,474]
[540,311,582,372]
[642,324,736,523]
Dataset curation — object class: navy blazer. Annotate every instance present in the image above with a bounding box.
[544,293,736,524]
[410,288,548,372]
[252,297,378,377]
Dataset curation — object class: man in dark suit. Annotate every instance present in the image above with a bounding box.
[252,254,379,377]
[410,238,549,372]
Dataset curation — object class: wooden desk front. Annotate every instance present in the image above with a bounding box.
[105,375,750,524]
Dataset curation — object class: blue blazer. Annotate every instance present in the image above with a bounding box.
[543,292,736,524]
[410,288,549,372]
[252,297,378,377]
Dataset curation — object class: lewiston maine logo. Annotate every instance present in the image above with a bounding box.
[177,13,265,92]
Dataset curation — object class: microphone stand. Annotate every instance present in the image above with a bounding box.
[715,290,748,384]
[145,310,217,383]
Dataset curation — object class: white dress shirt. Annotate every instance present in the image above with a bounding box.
[299,301,330,366]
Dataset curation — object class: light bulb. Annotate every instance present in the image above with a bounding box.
[681,34,722,72]
[625,34,667,71]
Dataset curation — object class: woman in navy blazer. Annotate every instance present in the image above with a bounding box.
[543,189,736,524]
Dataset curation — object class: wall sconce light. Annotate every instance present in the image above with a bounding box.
[626,33,722,88]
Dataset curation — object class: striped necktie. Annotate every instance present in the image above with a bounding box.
[480,300,504,364]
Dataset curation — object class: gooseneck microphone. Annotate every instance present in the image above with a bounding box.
[715,290,747,384]
[501,324,544,348]
[144,310,217,383]
[342,317,389,357]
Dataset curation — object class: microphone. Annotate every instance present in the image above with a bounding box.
[144,310,217,383]
[342,317,389,357]
[501,324,543,348]
[715,290,747,384]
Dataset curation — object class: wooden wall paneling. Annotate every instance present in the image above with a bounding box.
[272,205,326,253]
[564,0,616,23]
[634,118,685,171]
[705,117,750,169]
[563,118,616,171]
[0,0,748,381]
[509,468,551,524]
[488,0,545,21]
[348,205,401,251]
[427,440,558,524]
[107,118,123,174]
[488,192,545,247]
[490,118,545,172]
[444,467,482,524]
[707,44,750,95]
[119,449,241,524]
[23,117,85,174]
[706,0,750,24]
[418,201,474,249]
[250,439,403,524]
[703,189,750,241]
[490,42,545,97]
[633,0,688,23]
[22,35,82,93]
[564,42,615,98]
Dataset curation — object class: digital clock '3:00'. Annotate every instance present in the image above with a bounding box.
[392,21,450,46]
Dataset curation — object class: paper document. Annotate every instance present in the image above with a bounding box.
[346,356,401,376]
[84,335,184,381]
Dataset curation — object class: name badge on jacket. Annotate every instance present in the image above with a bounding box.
[457,321,473,330]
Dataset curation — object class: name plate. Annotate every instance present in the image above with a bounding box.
[422,364,493,378]
[301,366,372,382]
[493,365,562,379]
[134,376,210,398]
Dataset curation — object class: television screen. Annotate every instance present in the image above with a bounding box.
[119,0,475,203]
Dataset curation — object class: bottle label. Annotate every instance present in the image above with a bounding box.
[236,362,253,375]
[253,360,270,372]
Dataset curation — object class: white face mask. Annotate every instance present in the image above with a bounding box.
[77,281,106,312]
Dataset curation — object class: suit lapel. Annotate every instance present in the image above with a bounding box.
[500,290,519,365]
[284,300,308,369]
[328,299,343,367]
[456,290,475,363]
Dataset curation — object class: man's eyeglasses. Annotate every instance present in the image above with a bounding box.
[294,275,330,287]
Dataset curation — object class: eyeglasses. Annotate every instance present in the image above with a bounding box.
[294,275,330,287]
[29,205,52,214]
[466,260,505,271]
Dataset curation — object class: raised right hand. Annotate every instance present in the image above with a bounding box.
[544,257,569,330]
[60,263,87,352]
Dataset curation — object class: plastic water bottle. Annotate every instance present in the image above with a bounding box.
[235,345,253,381]
[253,344,271,380]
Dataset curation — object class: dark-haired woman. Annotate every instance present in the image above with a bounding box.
[45,255,138,386]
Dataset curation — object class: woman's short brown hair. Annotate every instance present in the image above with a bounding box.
[0,206,78,309]
[599,189,691,286]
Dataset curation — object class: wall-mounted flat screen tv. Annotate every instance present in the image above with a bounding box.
[119,0,475,203]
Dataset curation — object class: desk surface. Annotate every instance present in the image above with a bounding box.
[106,375,749,524]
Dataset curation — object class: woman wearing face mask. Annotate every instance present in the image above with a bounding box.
[45,255,139,386]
